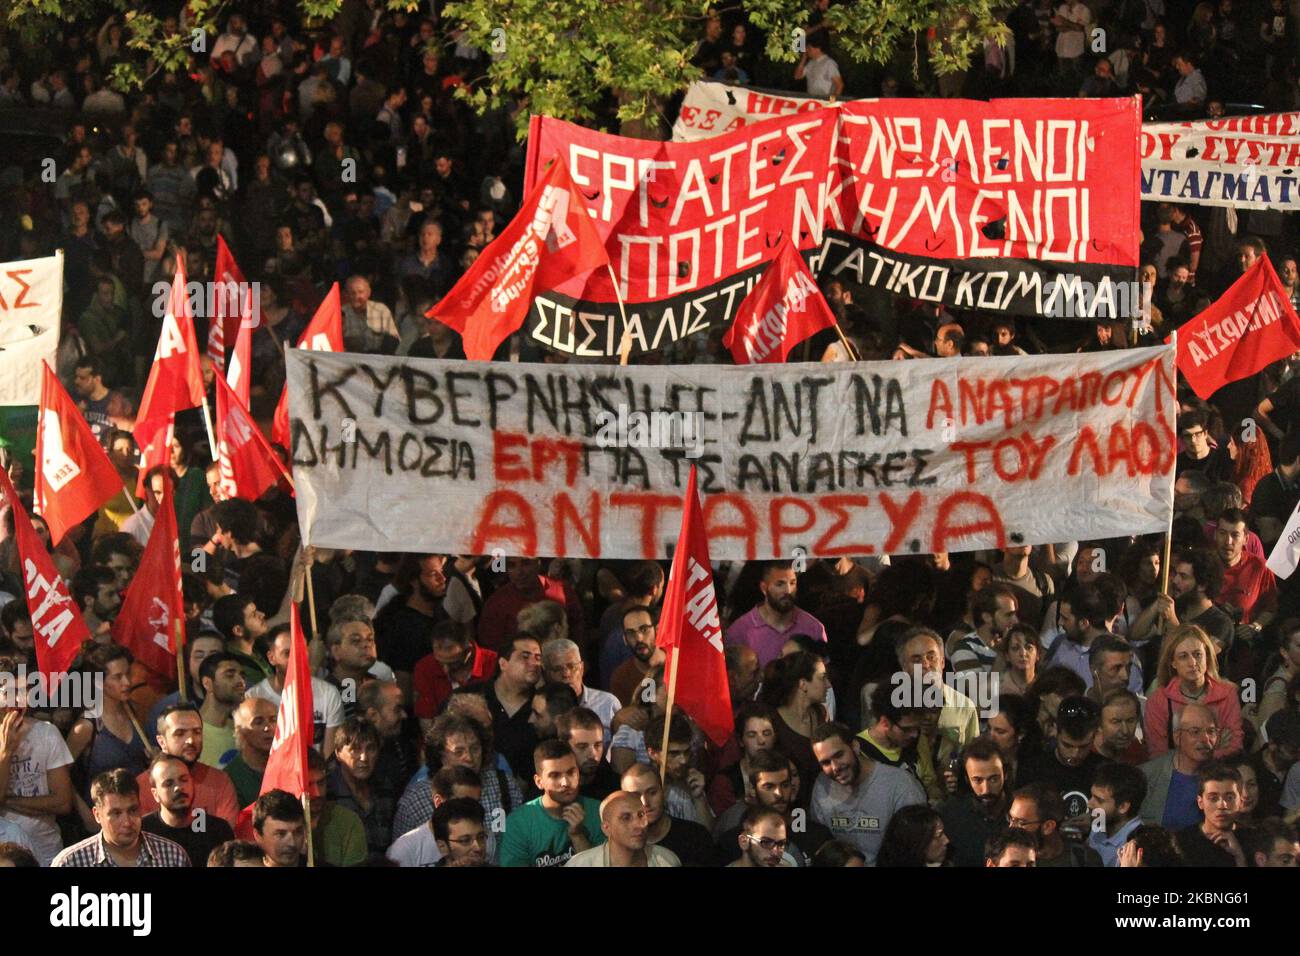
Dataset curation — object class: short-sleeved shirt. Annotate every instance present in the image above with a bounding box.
[141,812,235,867]
[724,606,828,667]
[247,676,345,752]
[135,762,240,828]
[1219,552,1277,623]
[565,843,680,866]
[386,823,443,866]
[499,796,605,867]
[199,720,238,770]
[1,719,74,866]
[949,632,998,672]
[810,761,927,865]
[803,54,841,97]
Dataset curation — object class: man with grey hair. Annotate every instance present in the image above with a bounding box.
[321,611,395,719]
[342,274,400,354]
[518,600,568,644]
[1139,702,1218,828]
[542,638,620,735]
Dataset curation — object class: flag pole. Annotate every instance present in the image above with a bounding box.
[175,617,187,702]
[831,320,859,361]
[303,548,319,639]
[302,794,315,867]
[606,262,633,366]
[1160,328,1178,595]
[121,484,142,517]
[200,398,219,463]
[658,646,681,787]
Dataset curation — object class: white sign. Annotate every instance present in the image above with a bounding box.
[0,252,62,406]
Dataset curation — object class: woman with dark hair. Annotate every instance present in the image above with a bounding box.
[985,692,1033,788]
[877,804,950,866]
[170,430,212,543]
[997,625,1040,697]
[759,651,830,808]
[811,838,867,867]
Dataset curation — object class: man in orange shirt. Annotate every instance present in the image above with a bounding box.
[135,705,240,828]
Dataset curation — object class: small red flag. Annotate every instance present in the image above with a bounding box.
[722,238,837,364]
[429,155,609,360]
[0,466,89,679]
[33,362,125,545]
[225,304,253,410]
[1173,255,1300,399]
[207,236,251,372]
[215,372,283,501]
[656,465,732,746]
[135,258,206,432]
[133,415,175,500]
[273,283,343,450]
[259,604,314,798]
[111,473,182,678]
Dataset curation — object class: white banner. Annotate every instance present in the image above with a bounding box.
[1266,497,1300,580]
[288,347,1177,560]
[1141,113,1300,211]
[672,80,856,142]
[0,252,62,406]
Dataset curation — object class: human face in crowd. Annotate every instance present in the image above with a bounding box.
[150,759,195,815]
[94,793,143,850]
[1008,795,1048,840]
[623,770,666,825]
[158,710,204,765]
[812,736,860,788]
[337,737,378,782]
[259,815,307,866]
[535,754,581,807]
[346,277,372,310]
[529,692,557,738]
[1171,561,1200,598]
[367,684,406,738]
[415,555,448,600]
[659,739,692,783]
[622,609,656,662]
[73,364,99,397]
[1058,601,1085,642]
[1233,763,1259,816]
[1099,699,1139,754]
[103,549,134,591]
[965,756,1005,809]
[1215,519,1248,565]
[1088,785,1125,832]
[439,817,489,866]
[603,795,649,851]
[752,767,794,815]
[238,699,277,753]
[988,845,1035,867]
[1198,779,1240,831]
[334,620,377,672]
[545,645,586,696]
[741,716,775,760]
[6,617,33,653]
[1175,710,1219,764]
[102,657,132,705]
[87,578,122,622]
[982,594,1018,642]
[1238,243,1260,272]
[1004,629,1037,674]
[506,557,541,591]
[1055,727,1094,768]
[926,821,950,864]
[1093,651,1133,696]
[188,636,225,687]
[568,725,605,780]
[1257,838,1300,867]
[441,731,484,771]
[760,568,797,614]
[884,713,923,750]
[240,601,268,641]
[1172,637,1208,689]
[740,817,788,867]
[986,712,1020,759]
[900,635,944,678]
[802,660,830,704]
[1181,421,1211,460]
[432,635,473,675]
[1283,258,1299,288]
[1168,265,1190,289]
[500,639,543,689]
[206,660,247,706]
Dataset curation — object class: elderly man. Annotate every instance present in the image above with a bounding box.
[541,638,620,735]
[342,274,400,354]
[1140,702,1218,829]
[565,791,681,867]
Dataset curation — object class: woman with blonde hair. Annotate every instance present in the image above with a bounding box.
[1144,623,1242,758]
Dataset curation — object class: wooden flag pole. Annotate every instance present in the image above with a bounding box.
[303,548,320,639]
[657,647,681,787]
[606,262,633,366]
[1160,329,1178,596]
[125,703,158,759]
[121,484,142,517]
[831,320,859,361]
[302,794,315,867]
[175,617,187,701]
[200,398,219,463]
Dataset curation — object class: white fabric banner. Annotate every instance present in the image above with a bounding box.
[289,347,1176,560]
[672,80,855,142]
[1266,497,1300,580]
[0,252,62,406]
[1141,113,1300,211]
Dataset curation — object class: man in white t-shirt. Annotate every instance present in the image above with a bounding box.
[1052,2,1092,75]
[0,665,75,866]
[248,627,345,759]
[388,768,491,866]
[795,32,844,98]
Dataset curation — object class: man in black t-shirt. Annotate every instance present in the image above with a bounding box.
[1174,762,1246,866]
[1016,696,1113,827]
[711,751,834,867]
[1250,430,1300,551]
[142,754,235,865]
[621,763,718,867]
[1175,410,1232,481]
[375,554,451,689]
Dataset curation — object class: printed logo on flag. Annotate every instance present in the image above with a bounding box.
[39,410,81,492]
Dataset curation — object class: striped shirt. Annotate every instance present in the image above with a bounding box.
[949,632,998,672]
[52,831,191,868]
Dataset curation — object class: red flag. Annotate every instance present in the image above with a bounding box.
[207,236,250,372]
[215,372,283,501]
[0,466,88,679]
[111,473,182,678]
[429,155,609,360]
[722,238,837,364]
[226,304,253,409]
[33,362,125,545]
[272,283,343,450]
[656,465,732,746]
[259,604,314,798]
[135,258,206,432]
[133,415,175,499]
[1173,255,1300,399]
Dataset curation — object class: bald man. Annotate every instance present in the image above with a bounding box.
[225,697,278,807]
[619,762,717,865]
[565,791,681,867]
[1139,702,1218,829]
[934,322,964,358]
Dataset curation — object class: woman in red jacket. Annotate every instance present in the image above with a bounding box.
[1145,623,1243,758]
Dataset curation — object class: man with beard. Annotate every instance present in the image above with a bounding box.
[725,645,761,708]
[71,567,120,637]
[1085,639,1143,716]
[610,606,664,707]
[725,561,827,667]
[567,791,682,867]
[951,586,1018,673]
[1215,508,1278,628]
[558,709,620,800]
[1018,696,1111,828]
[142,753,235,864]
[1139,549,1233,653]
[413,621,497,732]
[499,740,604,867]
[619,762,717,865]
[940,738,1011,867]
[1140,702,1219,828]
[1007,782,1103,866]
[477,557,584,654]
[1094,689,1146,764]
[375,554,450,700]
[727,806,793,867]
[1087,762,1148,866]
[357,681,414,800]
[598,562,665,688]
[857,681,924,773]
[476,635,543,778]
[224,697,276,806]
[53,770,190,867]
[715,750,833,866]
[542,638,620,734]
[136,705,240,827]
[212,594,272,687]
[196,653,246,770]
[1046,584,1143,693]
[810,722,925,865]
[250,625,345,757]
[1175,762,1247,866]
[528,683,579,742]
[431,797,490,867]
[1249,711,1300,818]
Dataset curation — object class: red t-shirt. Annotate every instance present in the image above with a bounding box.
[1219,552,1277,624]
[412,644,499,719]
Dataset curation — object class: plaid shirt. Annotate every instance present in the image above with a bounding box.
[51,831,191,868]
[392,764,522,855]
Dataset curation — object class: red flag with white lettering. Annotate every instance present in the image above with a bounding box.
[428,155,609,360]
[273,283,343,450]
[33,362,125,545]
[656,465,732,746]
[1173,255,1300,399]
[0,466,88,679]
[207,235,250,372]
[722,238,837,364]
[133,415,175,499]
[215,372,283,501]
[111,473,181,678]
[135,258,206,432]
[259,604,314,798]
[225,306,253,410]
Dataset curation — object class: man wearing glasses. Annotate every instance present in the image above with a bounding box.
[1006,781,1103,867]
[1175,411,1231,481]
[541,638,620,735]
[610,606,664,707]
[1139,702,1218,829]
[726,806,793,867]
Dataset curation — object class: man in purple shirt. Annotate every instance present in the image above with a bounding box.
[724,561,827,666]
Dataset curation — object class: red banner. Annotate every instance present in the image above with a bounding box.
[260,604,314,799]
[216,373,283,501]
[723,238,836,364]
[111,474,181,677]
[136,260,205,431]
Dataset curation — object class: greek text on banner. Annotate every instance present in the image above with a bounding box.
[288,347,1177,561]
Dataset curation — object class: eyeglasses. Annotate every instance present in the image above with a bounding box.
[623,624,654,640]
[548,662,582,675]
[746,836,788,852]
[446,833,488,847]
[1007,815,1042,828]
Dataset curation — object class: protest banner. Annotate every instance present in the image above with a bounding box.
[1141,113,1300,211]
[0,252,62,406]
[672,80,851,142]
[287,345,1177,561]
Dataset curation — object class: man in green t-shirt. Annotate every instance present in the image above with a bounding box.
[499,739,604,867]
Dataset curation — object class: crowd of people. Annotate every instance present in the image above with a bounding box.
[0,2,1299,869]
